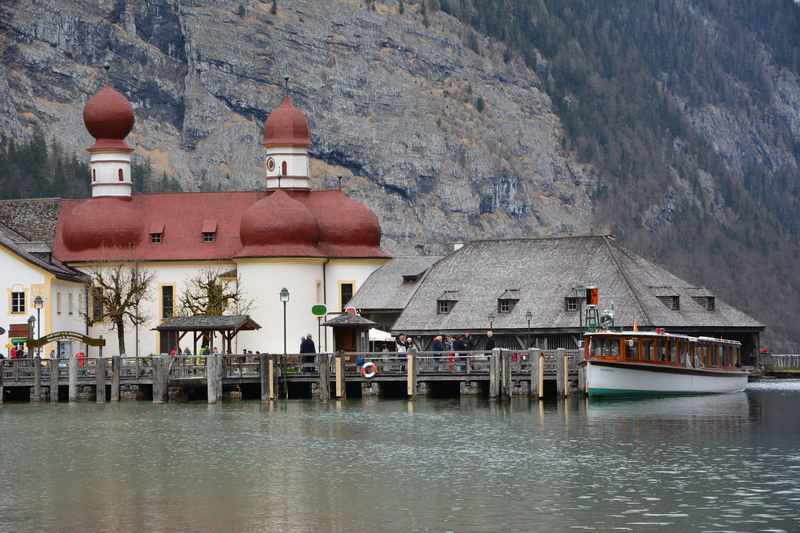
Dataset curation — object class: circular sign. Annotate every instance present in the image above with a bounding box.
[266,157,276,172]
[311,304,327,317]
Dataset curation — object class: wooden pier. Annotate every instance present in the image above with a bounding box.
[0,349,581,404]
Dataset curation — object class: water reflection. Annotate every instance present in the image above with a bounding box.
[0,388,798,532]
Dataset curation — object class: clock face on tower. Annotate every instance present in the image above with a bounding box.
[266,157,275,172]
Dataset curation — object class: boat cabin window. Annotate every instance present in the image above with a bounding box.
[670,341,678,364]
[624,339,636,359]
[658,339,669,362]
[641,340,652,361]
[592,337,619,357]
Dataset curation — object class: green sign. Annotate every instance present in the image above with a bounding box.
[311,304,327,317]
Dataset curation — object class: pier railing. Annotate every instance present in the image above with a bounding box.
[762,354,800,372]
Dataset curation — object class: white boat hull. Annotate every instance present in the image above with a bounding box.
[584,360,748,397]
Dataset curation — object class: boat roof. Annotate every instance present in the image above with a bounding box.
[585,330,741,346]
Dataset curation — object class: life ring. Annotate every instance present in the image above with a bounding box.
[360,361,378,379]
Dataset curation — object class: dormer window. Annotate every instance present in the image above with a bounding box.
[497,289,520,314]
[437,290,459,315]
[565,297,581,312]
[201,219,217,243]
[693,296,715,311]
[150,223,164,244]
[658,295,680,310]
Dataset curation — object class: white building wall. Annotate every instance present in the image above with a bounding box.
[236,260,323,354]
[49,279,89,358]
[72,257,387,357]
[81,262,234,357]
[0,245,48,356]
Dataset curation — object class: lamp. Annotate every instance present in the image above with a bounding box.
[488,312,495,329]
[525,310,532,349]
[279,287,290,399]
[34,296,44,357]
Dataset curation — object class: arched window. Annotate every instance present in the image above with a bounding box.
[92,169,96,182]
[281,161,287,176]
[118,169,124,181]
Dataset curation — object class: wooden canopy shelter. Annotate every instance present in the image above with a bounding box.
[322,313,376,352]
[153,315,261,355]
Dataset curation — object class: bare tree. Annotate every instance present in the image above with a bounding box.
[178,267,252,317]
[89,263,154,355]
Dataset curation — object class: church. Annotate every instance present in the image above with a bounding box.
[1,84,390,357]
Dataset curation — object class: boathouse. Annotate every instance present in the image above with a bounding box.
[349,235,764,363]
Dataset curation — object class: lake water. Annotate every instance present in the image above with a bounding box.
[1,382,799,532]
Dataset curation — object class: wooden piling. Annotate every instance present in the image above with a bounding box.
[529,349,544,399]
[96,357,106,404]
[68,354,78,402]
[49,358,59,403]
[259,354,269,401]
[111,356,121,401]
[207,355,220,404]
[489,348,500,399]
[318,353,330,402]
[268,355,275,400]
[555,348,569,398]
[500,350,512,400]
[335,353,345,399]
[406,350,417,399]
[577,362,587,396]
[152,356,168,404]
[32,356,41,402]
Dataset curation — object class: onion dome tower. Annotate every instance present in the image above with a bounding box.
[83,85,135,197]
[261,95,311,190]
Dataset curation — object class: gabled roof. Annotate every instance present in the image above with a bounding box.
[498,289,521,300]
[322,313,377,327]
[348,255,443,311]
[153,315,261,332]
[0,222,87,283]
[390,235,763,333]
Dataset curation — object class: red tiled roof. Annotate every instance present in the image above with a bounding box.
[53,190,390,262]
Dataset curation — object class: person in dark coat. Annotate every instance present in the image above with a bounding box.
[485,330,495,352]
[430,335,444,352]
[300,334,316,367]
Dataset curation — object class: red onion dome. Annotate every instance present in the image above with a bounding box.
[240,190,319,248]
[83,86,135,151]
[309,191,382,246]
[261,96,310,148]
[63,197,143,251]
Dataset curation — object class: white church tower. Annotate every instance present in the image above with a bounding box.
[83,86,135,197]
[262,96,311,190]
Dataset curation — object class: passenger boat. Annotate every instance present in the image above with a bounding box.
[580,330,748,397]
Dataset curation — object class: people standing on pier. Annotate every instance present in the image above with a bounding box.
[300,334,316,368]
[485,331,495,352]
[430,335,444,353]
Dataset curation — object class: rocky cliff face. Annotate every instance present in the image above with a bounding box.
[0,0,594,255]
[2,0,799,349]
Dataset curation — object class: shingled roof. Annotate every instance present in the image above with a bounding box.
[0,221,87,283]
[391,235,763,333]
[0,198,62,243]
[348,255,444,311]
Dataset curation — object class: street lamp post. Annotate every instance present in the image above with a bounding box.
[34,296,44,357]
[488,312,495,329]
[525,310,533,349]
[280,287,290,399]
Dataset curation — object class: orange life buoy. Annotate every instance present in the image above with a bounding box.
[360,361,378,379]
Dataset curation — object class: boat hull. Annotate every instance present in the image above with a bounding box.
[585,360,748,397]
